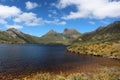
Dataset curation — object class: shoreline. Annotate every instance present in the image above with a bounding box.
[67,49,120,60]
[67,42,120,60]
[24,67,120,80]
[0,44,120,80]
[0,54,120,80]
[1,66,119,80]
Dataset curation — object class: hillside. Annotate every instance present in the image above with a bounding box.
[0,28,40,44]
[68,21,120,59]
[0,28,80,44]
[63,28,80,39]
[75,21,120,43]
[39,28,81,45]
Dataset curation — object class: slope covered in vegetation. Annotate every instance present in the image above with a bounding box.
[68,21,120,59]
[0,28,40,44]
[39,28,80,45]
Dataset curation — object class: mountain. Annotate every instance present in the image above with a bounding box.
[63,28,80,35]
[68,21,120,59]
[0,28,80,44]
[0,28,40,44]
[40,28,81,44]
[46,29,57,35]
[74,21,120,43]
[63,28,80,39]
[0,30,24,44]
[39,30,66,44]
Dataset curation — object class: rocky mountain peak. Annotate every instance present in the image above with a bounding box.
[6,28,22,38]
[63,28,80,35]
[7,28,21,33]
[46,29,57,35]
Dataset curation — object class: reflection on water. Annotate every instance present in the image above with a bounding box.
[0,44,120,77]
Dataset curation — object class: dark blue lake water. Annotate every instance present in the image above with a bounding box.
[0,44,119,77]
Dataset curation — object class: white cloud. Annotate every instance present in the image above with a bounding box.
[57,0,120,20]
[88,21,95,25]
[0,4,41,28]
[0,4,66,29]
[100,20,110,24]
[44,19,66,25]
[0,5,21,19]
[25,1,38,10]
[48,10,57,15]
[59,21,66,25]
[6,24,23,29]
[0,19,7,25]
[14,12,42,26]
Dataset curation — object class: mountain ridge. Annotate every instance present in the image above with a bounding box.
[39,28,81,45]
[68,21,120,59]
[0,28,40,44]
[0,28,81,44]
[74,21,120,43]
[0,21,120,45]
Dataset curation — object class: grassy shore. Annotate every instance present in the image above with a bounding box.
[12,67,120,80]
[67,42,120,59]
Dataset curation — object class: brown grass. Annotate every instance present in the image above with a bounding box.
[11,67,120,80]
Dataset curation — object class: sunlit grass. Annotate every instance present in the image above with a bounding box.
[15,67,120,80]
[68,42,120,59]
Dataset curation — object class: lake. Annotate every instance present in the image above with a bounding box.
[0,44,120,79]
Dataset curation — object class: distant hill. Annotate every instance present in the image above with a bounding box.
[74,21,120,43]
[1,21,120,45]
[39,28,81,45]
[0,28,40,44]
[63,28,80,39]
[0,28,80,44]
[68,21,120,59]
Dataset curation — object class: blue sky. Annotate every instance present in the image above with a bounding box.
[0,0,120,36]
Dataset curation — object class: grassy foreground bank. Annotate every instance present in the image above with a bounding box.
[12,67,120,80]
